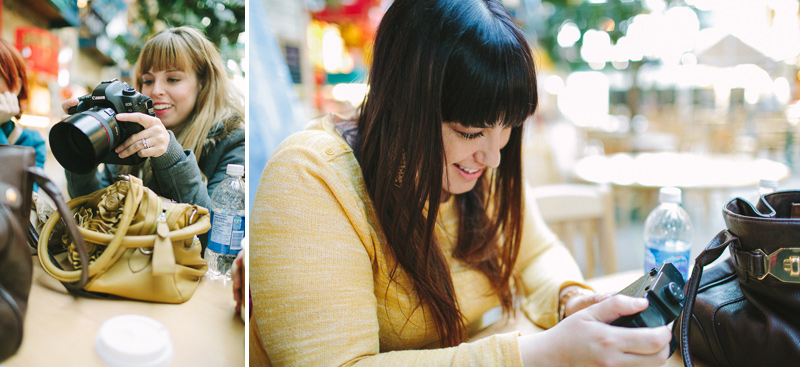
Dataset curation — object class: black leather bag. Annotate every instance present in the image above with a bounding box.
[677,191,800,367]
[0,145,87,362]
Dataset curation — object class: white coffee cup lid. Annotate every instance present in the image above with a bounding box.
[95,315,173,367]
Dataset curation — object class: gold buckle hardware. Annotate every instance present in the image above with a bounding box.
[758,248,800,283]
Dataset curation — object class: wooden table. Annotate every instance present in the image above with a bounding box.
[4,258,245,366]
[471,270,700,367]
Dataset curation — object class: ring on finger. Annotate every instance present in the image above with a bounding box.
[142,138,149,149]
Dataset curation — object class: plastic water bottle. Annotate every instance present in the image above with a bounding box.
[644,187,693,280]
[758,178,778,197]
[205,164,245,278]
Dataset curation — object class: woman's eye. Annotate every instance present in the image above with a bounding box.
[459,131,484,140]
[168,78,180,83]
[142,80,154,86]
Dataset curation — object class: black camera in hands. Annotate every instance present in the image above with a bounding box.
[50,79,155,174]
[610,262,686,328]
[609,263,686,356]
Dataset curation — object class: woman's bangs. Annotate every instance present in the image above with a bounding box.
[139,35,192,75]
[441,41,537,129]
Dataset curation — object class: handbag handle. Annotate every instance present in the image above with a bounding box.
[38,176,143,283]
[27,167,89,289]
[679,230,738,367]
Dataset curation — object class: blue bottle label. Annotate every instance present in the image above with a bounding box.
[208,211,245,255]
[645,245,690,281]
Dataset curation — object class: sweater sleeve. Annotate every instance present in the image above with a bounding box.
[250,133,526,367]
[516,187,590,329]
[149,131,213,207]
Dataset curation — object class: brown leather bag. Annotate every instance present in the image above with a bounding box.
[0,145,87,362]
[677,191,800,367]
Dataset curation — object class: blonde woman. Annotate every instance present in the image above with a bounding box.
[62,26,244,211]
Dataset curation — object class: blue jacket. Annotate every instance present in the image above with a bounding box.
[2,120,47,191]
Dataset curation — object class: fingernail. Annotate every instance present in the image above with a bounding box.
[635,298,649,307]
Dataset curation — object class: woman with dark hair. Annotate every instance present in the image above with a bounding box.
[250,0,672,365]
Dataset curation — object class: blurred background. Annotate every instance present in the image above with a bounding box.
[254,0,800,277]
[1,0,245,195]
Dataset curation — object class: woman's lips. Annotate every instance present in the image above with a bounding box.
[455,163,483,180]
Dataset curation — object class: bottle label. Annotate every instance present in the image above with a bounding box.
[645,245,690,281]
[208,211,245,255]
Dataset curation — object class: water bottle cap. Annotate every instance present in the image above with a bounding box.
[659,186,682,204]
[227,164,245,177]
[759,178,778,189]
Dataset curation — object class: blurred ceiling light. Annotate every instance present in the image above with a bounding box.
[58,47,72,64]
[558,71,609,128]
[588,0,607,3]
[18,115,50,128]
[322,25,345,73]
[612,60,630,70]
[557,21,581,48]
[773,77,791,104]
[580,29,612,64]
[786,100,800,126]
[599,17,615,32]
[644,0,667,12]
[680,52,697,66]
[77,0,88,8]
[332,83,368,107]
[543,74,564,95]
[58,69,69,88]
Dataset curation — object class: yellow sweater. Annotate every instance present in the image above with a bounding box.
[250,115,587,366]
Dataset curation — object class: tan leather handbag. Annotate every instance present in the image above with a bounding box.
[37,175,210,304]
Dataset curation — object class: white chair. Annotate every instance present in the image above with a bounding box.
[529,183,618,277]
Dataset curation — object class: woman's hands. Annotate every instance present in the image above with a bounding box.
[520,295,673,367]
[0,91,20,122]
[113,113,170,158]
[560,286,610,319]
[61,98,170,158]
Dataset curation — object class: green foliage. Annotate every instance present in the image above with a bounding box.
[539,0,647,72]
[114,0,245,69]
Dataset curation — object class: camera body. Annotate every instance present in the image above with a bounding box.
[610,262,686,328]
[50,79,155,174]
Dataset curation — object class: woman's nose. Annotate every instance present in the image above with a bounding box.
[476,136,502,168]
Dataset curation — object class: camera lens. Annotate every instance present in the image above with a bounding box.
[50,108,118,174]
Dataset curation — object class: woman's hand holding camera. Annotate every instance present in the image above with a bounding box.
[61,98,169,159]
[519,295,672,367]
[113,113,169,159]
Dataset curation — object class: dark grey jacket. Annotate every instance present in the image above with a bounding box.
[66,120,245,210]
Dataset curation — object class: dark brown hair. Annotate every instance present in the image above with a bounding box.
[357,0,538,346]
[0,38,28,117]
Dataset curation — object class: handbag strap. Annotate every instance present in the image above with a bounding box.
[38,176,143,283]
[27,167,89,289]
[680,230,738,367]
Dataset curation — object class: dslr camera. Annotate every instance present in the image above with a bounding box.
[50,79,155,174]
[609,262,686,355]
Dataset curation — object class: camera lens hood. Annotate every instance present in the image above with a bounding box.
[50,108,118,174]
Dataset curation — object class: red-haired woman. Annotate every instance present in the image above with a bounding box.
[0,38,46,172]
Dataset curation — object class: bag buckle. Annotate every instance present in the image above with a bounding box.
[758,248,800,283]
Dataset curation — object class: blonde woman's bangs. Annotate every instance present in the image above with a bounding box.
[138,35,194,76]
